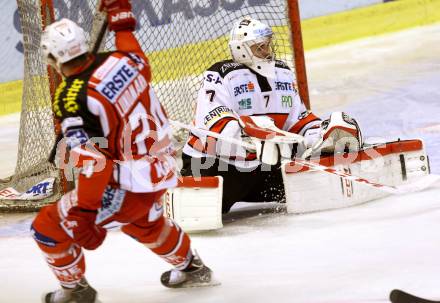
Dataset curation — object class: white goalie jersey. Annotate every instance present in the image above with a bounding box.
[182,59,322,168]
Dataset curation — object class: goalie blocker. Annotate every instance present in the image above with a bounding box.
[165,139,430,232]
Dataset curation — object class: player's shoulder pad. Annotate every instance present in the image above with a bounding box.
[275,60,291,70]
[207,59,248,78]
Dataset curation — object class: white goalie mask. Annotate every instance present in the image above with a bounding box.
[40,18,89,70]
[229,17,275,78]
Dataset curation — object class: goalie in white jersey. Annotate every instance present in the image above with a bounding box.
[181,17,362,213]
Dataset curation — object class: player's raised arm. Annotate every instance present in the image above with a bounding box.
[100,0,144,55]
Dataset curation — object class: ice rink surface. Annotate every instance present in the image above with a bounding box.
[1,23,440,302]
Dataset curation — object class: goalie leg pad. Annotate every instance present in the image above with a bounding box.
[283,139,430,213]
[164,176,224,232]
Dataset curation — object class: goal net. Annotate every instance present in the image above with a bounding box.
[0,0,307,212]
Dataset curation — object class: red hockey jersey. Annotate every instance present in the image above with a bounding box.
[54,31,176,209]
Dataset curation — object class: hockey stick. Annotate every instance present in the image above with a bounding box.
[170,120,440,195]
[47,8,108,164]
[292,156,440,195]
[89,8,108,54]
[390,289,440,303]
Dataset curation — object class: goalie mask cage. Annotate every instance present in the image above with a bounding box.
[1,0,309,212]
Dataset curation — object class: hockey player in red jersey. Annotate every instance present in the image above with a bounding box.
[181,17,363,213]
[31,1,214,302]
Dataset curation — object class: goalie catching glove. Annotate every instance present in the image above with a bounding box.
[239,115,305,166]
[99,0,136,32]
[302,112,363,158]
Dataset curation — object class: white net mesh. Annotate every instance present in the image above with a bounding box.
[0,0,62,211]
[1,0,297,211]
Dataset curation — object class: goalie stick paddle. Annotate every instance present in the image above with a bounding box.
[390,289,440,303]
[170,119,440,195]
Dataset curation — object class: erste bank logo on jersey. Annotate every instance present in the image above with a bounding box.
[275,81,295,91]
[96,56,148,116]
[234,81,255,96]
[96,58,138,102]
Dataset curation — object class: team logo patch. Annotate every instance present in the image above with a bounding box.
[96,58,139,103]
[26,180,53,196]
[298,111,311,120]
[341,167,354,198]
[220,62,242,74]
[127,52,145,66]
[253,27,273,37]
[148,202,164,222]
[0,178,55,201]
[67,44,82,57]
[275,60,289,69]
[205,73,222,84]
[53,79,83,118]
[238,98,252,110]
[275,81,294,91]
[63,79,83,114]
[65,128,89,148]
[281,95,293,108]
[61,117,84,134]
[204,106,234,126]
[234,81,255,96]
[96,187,127,224]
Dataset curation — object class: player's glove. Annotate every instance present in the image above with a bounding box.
[239,115,305,166]
[302,112,363,159]
[99,0,136,32]
[63,207,107,250]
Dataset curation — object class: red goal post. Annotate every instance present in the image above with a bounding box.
[0,0,310,212]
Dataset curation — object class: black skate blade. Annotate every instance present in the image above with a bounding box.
[390,289,440,303]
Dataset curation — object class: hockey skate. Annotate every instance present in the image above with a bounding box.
[161,252,218,288]
[43,278,97,303]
